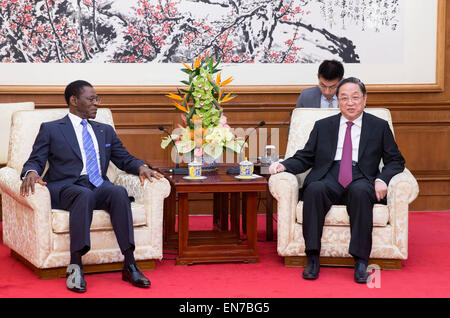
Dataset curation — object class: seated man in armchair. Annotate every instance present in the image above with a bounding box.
[270,77,405,283]
[20,80,164,293]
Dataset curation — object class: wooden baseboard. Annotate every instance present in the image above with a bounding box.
[11,250,156,279]
[285,256,402,270]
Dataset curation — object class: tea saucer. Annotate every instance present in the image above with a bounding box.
[235,174,262,180]
[183,176,207,181]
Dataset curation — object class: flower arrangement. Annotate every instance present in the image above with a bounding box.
[161,56,245,161]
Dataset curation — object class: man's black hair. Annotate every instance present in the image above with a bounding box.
[318,60,345,81]
[64,80,93,106]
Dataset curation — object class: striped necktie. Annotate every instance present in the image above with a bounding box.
[81,119,103,187]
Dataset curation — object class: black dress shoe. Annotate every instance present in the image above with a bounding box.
[122,264,151,288]
[354,261,370,284]
[302,255,320,280]
[66,264,87,293]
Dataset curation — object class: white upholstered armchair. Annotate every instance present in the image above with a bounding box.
[0,108,170,278]
[0,102,35,220]
[269,108,419,269]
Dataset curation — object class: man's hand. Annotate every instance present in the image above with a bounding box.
[269,162,286,174]
[374,179,388,201]
[138,164,164,186]
[20,171,47,197]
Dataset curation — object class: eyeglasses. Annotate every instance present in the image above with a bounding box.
[86,96,101,104]
[338,96,363,104]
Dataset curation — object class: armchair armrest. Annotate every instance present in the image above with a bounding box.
[0,166,52,267]
[0,166,51,210]
[114,173,170,257]
[268,172,300,201]
[385,167,418,259]
[269,172,301,253]
[114,173,171,203]
[387,168,419,205]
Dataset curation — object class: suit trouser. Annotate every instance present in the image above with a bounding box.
[60,175,135,255]
[301,162,377,261]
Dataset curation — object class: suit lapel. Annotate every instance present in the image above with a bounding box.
[358,112,370,161]
[328,113,341,161]
[90,120,106,174]
[59,115,82,161]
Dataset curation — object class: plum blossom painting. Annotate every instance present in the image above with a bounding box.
[0,0,439,86]
[0,0,401,63]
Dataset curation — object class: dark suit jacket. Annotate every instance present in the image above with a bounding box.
[282,112,405,192]
[295,86,323,108]
[21,115,145,208]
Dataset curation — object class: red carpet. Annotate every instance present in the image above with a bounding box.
[1,212,450,298]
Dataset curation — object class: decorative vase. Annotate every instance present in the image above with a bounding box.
[201,153,218,172]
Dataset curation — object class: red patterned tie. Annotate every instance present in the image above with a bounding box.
[338,121,354,188]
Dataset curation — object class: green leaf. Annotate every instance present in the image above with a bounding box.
[208,78,220,94]
[211,98,220,108]
[208,56,214,70]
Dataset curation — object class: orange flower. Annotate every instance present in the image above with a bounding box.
[181,61,192,71]
[216,72,222,86]
[220,92,236,103]
[166,92,183,101]
[172,101,188,113]
[193,56,201,69]
[220,76,233,86]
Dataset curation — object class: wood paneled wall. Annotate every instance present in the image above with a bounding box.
[1,3,449,212]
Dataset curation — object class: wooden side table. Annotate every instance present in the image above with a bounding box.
[165,171,267,265]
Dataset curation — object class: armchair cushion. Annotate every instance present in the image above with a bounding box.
[51,204,147,234]
[295,202,389,227]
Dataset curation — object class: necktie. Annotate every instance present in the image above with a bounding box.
[328,100,334,108]
[81,120,103,187]
[338,121,354,188]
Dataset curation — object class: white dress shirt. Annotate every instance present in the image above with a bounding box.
[68,113,102,175]
[320,94,338,108]
[334,113,363,162]
[333,113,386,186]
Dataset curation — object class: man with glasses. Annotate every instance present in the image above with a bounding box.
[271,77,405,283]
[20,80,164,293]
[295,60,344,109]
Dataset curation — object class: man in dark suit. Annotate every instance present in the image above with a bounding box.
[295,60,344,109]
[20,80,164,293]
[271,77,405,283]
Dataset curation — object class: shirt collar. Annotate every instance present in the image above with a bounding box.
[68,112,89,127]
[340,112,363,127]
[321,94,337,103]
